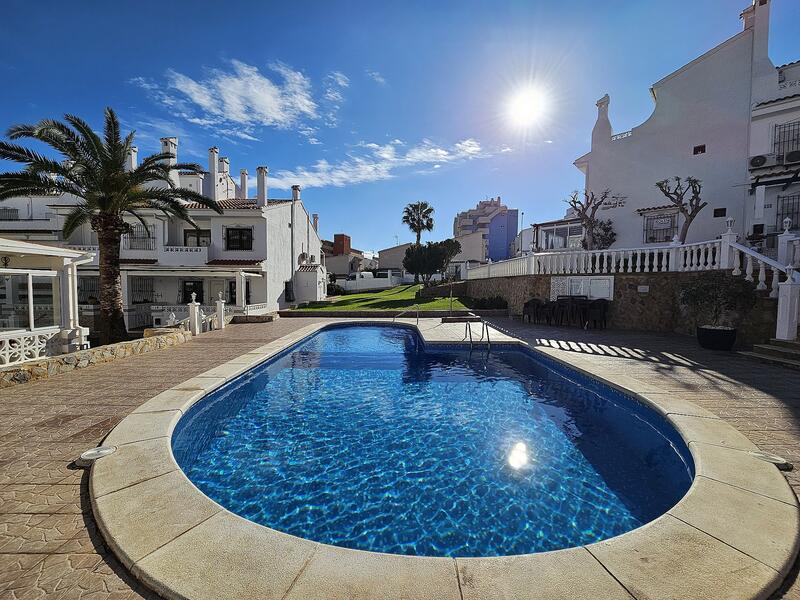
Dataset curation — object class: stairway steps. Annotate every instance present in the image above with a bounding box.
[752,343,800,360]
[738,351,800,371]
[769,338,800,350]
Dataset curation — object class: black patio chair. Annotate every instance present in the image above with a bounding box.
[522,298,543,323]
[585,299,609,329]
[539,301,557,325]
[554,297,572,326]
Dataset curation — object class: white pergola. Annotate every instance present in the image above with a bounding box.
[0,237,94,366]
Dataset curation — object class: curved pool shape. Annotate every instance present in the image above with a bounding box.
[172,324,694,558]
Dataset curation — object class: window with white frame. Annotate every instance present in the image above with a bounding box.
[184,229,211,247]
[540,224,583,250]
[0,271,61,331]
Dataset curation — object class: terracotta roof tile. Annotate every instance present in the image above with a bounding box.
[755,93,800,107]
[182,198,293,210]
[635,204,678,214]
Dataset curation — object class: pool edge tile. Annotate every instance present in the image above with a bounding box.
[93,470,222,570]
[131,511,319,600]
[456,547,633,600]
[586,513,783,600]
[668,476,800,575]
[284,543,462,600]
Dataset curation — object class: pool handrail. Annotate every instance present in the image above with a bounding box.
[392,304,420,326]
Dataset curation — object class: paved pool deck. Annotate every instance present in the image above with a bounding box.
[1,316,800,598]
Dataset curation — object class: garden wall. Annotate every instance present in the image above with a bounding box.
[465,272,777,348]
[0,329,192,388]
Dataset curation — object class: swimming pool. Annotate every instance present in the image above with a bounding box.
[172,324,693,558]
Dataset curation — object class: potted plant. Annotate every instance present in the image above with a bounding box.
[679,271,757,351]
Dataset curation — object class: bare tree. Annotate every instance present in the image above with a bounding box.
[654,176,707,243]
[565,189,611,250]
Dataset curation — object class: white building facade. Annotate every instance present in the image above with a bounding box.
[570,0,799,252]
[0,138,326,331]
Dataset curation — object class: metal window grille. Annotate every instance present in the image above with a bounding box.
[225,228,253,251]
[774,122,800,155]
[777,194,800,230]
[123,224,155,250]
[0,208,19,221]
[643,214,677,244]
[78,276,100,303]
[130,277,154,303]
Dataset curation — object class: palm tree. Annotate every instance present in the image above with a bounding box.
[0,108,222,345]
[402,201,435,245]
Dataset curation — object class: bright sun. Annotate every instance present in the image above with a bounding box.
[506,87,548,128]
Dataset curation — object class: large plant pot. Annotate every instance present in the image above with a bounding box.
[696,326,737,351]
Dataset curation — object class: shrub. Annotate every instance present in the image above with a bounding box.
[468,296,508,309]
[327,283,345,296]
[679,271,757,327]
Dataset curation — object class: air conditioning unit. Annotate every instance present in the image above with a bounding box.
[749,154,783,169]
[785,150,800,165]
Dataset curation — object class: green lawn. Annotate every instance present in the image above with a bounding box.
[296,284,469,311]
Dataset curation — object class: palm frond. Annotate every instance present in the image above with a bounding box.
[103,107,121,150]
[62,204,94,237]
[124,208,150,231]
[63,114,106,164]
[0,172,82,200]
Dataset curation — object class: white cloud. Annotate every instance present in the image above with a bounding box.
[132,60,328,141]
[321,71,350,127]
[366,69,387,85]
[269,137,490,190]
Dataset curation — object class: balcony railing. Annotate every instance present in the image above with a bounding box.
[122,236,156,251]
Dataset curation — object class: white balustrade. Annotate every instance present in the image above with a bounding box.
[0,328,60,367]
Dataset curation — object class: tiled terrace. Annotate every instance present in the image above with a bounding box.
[1,316,800,598]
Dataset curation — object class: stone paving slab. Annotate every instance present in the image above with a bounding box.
[3,316,800,598]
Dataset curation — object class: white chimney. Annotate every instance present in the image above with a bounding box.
[292,184,301,202]
[208,147,220,201]
[160,137,178,167]
[256,166,268,206]
[239,169,248,199]
[219,156,230,175]
[126,146,138,171]
[312,213,319,232]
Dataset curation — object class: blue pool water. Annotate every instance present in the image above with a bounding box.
[172,324,693,557]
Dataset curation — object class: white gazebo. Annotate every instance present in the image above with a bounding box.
[0,237,94,366]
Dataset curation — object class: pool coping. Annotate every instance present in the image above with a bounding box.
[89,319,800,600]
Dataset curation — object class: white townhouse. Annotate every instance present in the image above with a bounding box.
[0,138,326,331]
[554,0,800,253]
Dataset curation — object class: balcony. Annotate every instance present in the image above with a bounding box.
[159,245,209,266]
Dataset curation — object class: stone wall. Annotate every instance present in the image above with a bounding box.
[465,272,777,348]
[0,329,193,388]
[416,282,468,298]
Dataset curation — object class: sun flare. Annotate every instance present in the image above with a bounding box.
[506,86,548,128]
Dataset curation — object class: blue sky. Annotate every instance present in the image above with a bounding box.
[1,0,798,252]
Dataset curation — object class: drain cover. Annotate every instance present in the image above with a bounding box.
[75,446,116,468]
[749,450,794,471]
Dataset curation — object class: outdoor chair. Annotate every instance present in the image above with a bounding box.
[522,298,543,323]
[539,301,557,325]
[554,298,572,326]
[585,299,609,329]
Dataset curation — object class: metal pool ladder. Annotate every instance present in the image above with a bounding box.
[465,317,491,351]
[392,304,420,326]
